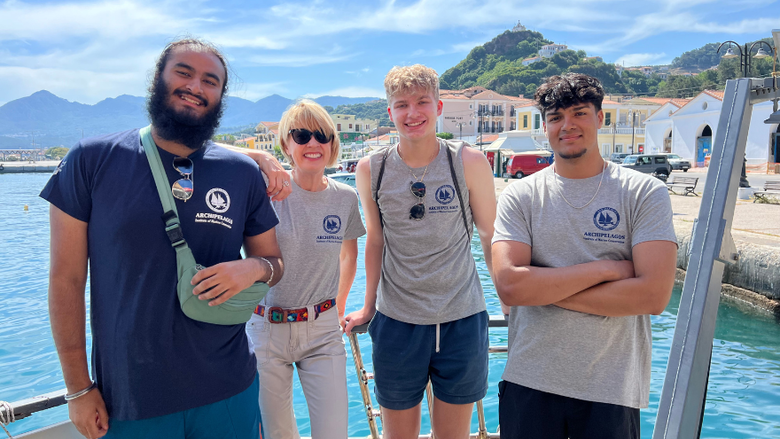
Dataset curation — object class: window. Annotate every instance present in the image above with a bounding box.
[533,114,541,130]
[349,124,353,129]
[605,113,611,126]
[615,144,624,153]
[523,115,528,128]
[654,157,666,164]
[337,124,341,131]
[356,125,360,131]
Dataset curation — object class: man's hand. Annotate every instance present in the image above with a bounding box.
[247,150,291,201]
[68,389,109,439]
[191,258,263,306]
[343,305,376,336]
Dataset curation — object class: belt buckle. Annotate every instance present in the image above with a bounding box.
[267,307,285,324]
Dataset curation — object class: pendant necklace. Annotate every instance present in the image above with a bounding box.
[398,144,440,183]
[555,161,607,209]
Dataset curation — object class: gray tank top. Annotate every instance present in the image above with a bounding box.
[370,139,486,325]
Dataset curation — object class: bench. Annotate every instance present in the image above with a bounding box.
[753,181,780,203]
[666,176,699,196]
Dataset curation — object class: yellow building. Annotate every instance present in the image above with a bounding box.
[513,97,672,157]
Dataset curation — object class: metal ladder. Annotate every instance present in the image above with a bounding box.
[347,316,507,439]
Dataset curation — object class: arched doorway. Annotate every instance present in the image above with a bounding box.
[664,129,672,153]
[696,125,712,167]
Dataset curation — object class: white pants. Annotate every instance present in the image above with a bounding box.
[246,306,348,439]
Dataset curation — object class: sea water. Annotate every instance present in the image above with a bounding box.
[1,172,779,438]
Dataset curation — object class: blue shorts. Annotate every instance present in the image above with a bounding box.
[105,373,263,439]
[368,310,489,410]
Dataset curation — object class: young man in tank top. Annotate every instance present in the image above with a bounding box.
[344,64,497,439]
[492,73,678,438]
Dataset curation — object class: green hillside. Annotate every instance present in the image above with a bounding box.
[328,99,392,127]
[439,29,629,96]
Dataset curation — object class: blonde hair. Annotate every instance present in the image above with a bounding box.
[278,99,340,168]
[384,64,440,102]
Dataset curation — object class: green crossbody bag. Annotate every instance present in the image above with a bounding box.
[140,125,269,325]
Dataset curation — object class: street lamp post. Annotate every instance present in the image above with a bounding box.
[717,39,775,187]
[454,121,467,140]
[630,110,638,154]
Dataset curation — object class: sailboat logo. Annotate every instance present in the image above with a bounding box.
[435,185,456,205]
[323,215,342,234]
[593,207,620,231]
[206,188,231,213]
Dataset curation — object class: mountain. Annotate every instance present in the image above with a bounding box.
[0,92,380,149]
[439,29,629,97]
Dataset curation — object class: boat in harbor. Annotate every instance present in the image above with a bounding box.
[2,76,780,438]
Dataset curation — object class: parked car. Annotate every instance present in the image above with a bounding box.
[609,153,630,164]
[658,153,691,172]
[620,154,672,181]
[506,152,552,179]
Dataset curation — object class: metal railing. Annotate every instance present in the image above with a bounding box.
[348,315,507,439]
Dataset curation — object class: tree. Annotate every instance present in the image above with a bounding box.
[436,132,454,140]
[45,147,69,160]
[323,105,334,113]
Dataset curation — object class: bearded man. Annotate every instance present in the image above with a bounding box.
[40,39,285,439]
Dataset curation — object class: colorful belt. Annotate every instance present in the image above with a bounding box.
[254,299,336,324]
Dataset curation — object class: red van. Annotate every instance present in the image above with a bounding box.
[506,152,553,178]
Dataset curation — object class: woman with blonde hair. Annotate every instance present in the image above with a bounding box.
[246,99,365,438]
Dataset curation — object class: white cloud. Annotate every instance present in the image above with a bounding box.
[0,66,145,105]
[306,86,385,99]
[615,53,669,67]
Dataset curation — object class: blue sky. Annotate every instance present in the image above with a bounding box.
[1,0,779,106]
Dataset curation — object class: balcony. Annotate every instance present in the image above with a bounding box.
[599,127,645,135]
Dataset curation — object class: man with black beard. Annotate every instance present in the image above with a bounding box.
[40,39,285,439]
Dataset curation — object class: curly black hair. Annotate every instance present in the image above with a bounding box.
[534,73,604,118]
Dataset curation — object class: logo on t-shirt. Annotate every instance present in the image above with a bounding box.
[53,159,66,176]
[593,207,620,231]
[323,215,342,234]
[435,185,455,205]
[206,188,231,213]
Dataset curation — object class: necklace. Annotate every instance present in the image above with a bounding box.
[554,161,607,209]
[398,144,440,182]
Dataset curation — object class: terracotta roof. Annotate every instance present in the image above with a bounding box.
[440,87,529,101]
[702,90,724,101]
[513,101,537,109]
[602,99,621,105]
[669,98,691,108]
[480,134,500,143]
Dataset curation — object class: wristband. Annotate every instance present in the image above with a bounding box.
[64,381,97,401]
[253,257,274,285]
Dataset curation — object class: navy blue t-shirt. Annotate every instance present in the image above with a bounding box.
[40,129,278,420]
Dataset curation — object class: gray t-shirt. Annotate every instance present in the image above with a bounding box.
[369,139,486,325]
[263,176,365,308]
[493,161,677,409]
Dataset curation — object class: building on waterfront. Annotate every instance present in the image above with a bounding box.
[510,96,667,156]
[437,87,532,145]
[644,90,779,170]
[330,114,379,145]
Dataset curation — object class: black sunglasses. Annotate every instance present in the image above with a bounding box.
[172,157,194,202]
[289,128,333,145]
[409,182,426,220]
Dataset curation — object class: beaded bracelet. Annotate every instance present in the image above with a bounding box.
[64,381,97,401]
[253,257,274,285]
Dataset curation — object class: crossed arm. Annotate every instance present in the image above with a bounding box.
[491,239,677,317]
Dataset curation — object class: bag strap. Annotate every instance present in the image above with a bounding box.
[139,126,189,252]
[445,146,470,241]
[374,148,390,229]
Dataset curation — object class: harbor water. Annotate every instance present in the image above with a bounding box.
[1,172,779,438]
